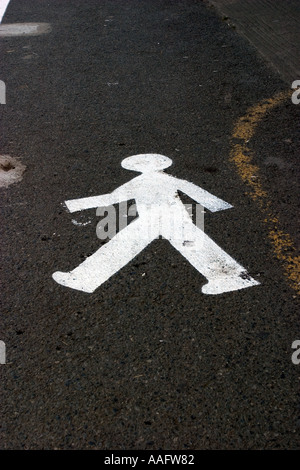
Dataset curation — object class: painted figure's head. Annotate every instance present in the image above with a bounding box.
[121,154,173,173]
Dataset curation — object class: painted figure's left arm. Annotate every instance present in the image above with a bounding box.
[176,178,233,212]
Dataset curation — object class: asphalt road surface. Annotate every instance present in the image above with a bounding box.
[0,0,299,450]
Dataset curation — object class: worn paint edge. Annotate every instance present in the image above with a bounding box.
[0,0,10,24]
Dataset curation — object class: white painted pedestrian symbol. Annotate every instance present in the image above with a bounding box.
[52,154,260,294]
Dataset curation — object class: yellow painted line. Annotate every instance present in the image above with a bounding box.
[230,90,300,294]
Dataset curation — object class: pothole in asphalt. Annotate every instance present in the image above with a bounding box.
[0,155,26,188]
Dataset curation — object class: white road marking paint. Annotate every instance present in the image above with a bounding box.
[71,218,91,227]
[53,154,260,295]
[0,340,6,364]
[0,22,51,37]
[0,0,10,23]
[0,79,5,104]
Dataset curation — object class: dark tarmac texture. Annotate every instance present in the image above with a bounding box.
[0,0,299,449]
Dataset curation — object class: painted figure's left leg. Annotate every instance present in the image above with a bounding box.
[163,215,260,295]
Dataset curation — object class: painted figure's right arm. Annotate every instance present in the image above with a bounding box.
[65,193,113,213]
[65,179,137,213]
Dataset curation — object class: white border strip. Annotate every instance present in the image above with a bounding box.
[0,0,11,23]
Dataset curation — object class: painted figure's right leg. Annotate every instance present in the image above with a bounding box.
[52,215,158,293]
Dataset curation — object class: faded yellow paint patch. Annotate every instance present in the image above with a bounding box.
[230,145,268,199]
[232,93,287,141]
[230,89,299,294]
